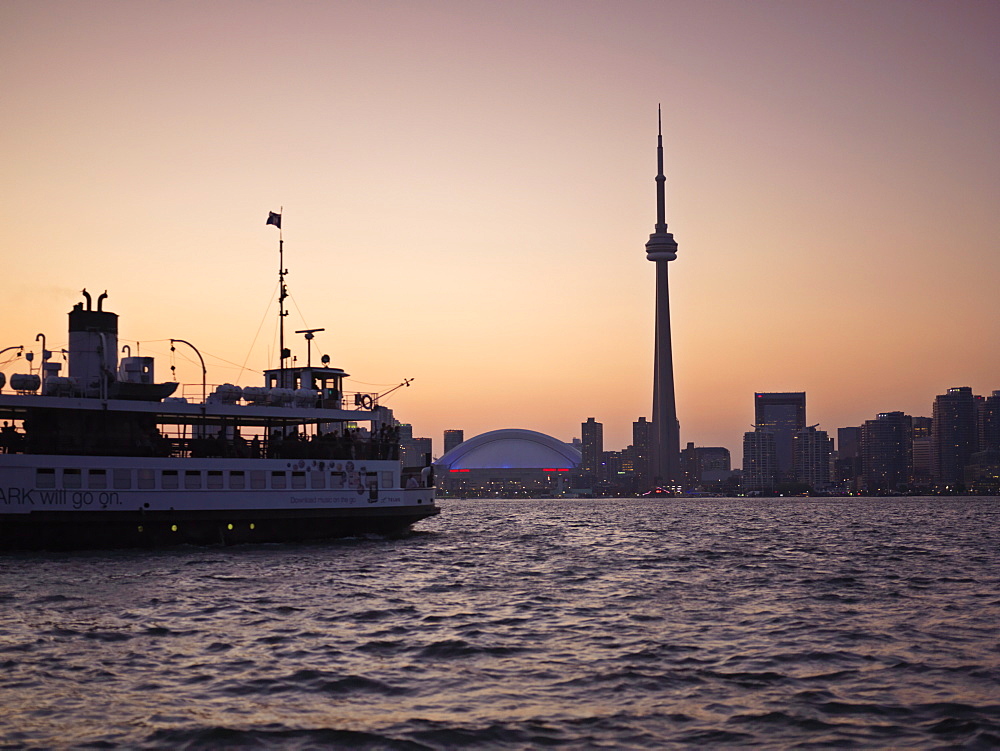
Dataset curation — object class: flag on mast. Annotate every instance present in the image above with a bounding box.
[266,211,282,229]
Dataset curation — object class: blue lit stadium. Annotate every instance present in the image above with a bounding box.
[434,429,581,497]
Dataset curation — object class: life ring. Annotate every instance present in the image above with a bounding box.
[359,394,374,410]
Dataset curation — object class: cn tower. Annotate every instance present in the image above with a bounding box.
[644,107,681,487]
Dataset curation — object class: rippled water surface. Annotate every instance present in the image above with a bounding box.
[2,497,999,749]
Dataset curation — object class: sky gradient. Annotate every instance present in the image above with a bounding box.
[3,0,999,458]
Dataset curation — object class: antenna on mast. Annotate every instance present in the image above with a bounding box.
[294,328,325,368]
[656,104,666,232]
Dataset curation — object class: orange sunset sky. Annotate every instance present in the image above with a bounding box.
[2,0,999,460]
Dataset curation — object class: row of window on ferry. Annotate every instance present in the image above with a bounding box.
[34,467,397,491]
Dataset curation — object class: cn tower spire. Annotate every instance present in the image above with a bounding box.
[646,105,677,260]
[645,105,681,488]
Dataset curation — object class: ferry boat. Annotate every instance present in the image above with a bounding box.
[0,236,438,551]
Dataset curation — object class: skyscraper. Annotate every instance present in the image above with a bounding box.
[645,108,681,486]
[932,387,978,485]
[754,392,806,479]
[969,391,1000,494]
[581,417,603,478]
[443,429,464,455]
[835,426,862,487]
[743,430,777,493]
[793,426,832,490]
[861,411,912,492]
[632,417,653,491]
[977,391,1000,451]
[910,416,934,487]
[681,443,731,489]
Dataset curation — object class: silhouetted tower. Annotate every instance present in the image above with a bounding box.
[645,107,681,486]
[581,417,604,477]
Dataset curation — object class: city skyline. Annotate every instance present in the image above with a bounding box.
[3,1,999,457]
[430,382,998,496]
[439,382,998,466]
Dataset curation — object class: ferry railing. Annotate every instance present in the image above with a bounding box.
[174,383,380,410]
[154,429,399,461]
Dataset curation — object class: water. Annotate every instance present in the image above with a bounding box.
[1,497,999,749]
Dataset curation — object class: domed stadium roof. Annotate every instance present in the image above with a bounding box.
[435,428,581,470]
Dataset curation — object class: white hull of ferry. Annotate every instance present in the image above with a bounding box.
[0,454,437,550]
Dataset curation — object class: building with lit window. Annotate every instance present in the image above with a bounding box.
[754,392,806,480]
[792,426,831,490]
[835,426,861,489]
[910,416,934,488]
[932,387,978,485]
[681,443,732,490]
[980,391,1000,451]
[581,418,603,481]
[742,430,777,493]
[977,391,1000,450]
[400,436,431,470]
[632,417,653,491]
[861,411,912,493]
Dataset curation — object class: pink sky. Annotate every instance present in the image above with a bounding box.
[2,1,999,459]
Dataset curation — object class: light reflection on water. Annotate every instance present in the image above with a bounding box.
[1,496,998,748]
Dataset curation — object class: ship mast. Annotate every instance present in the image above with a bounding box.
[267,209,289,386]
